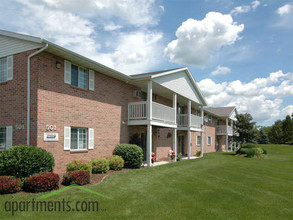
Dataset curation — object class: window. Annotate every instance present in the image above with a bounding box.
[196,111,201,117]
[0,127,6,150]
[71,64,88,89]
[71,128,87,150]
[196,136,201,145]
[0,57,7,83]
[208,136,212,145]
[208,115,212,123]
[178,106,184,114]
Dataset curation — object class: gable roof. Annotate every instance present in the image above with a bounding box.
[0,29,207,106]
[204,106,236,118]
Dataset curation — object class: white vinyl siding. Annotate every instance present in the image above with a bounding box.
[71,128,87,150]
[208,136,212,145]
[196,136,201,145]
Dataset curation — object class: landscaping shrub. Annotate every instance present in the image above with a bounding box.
[62,170,90,186]
[243,143,257,149]
[245,148,257,158]
[0,176,22,194]
[196,151,201,157]
[23,172,59,193]
[67,159,92,175]
[263,148,268,154]
[107,155,124,170]
[91,158,109,174]
[0,145,55,179]
[113,144,143,168]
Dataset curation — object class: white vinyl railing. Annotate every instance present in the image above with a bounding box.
[191,114,202,129]
[152,102,176,123]
[216,125,233,135]
[177,114,188,127]
[128,101,147,120]
[128,101,176,124]
[177,114,202,128]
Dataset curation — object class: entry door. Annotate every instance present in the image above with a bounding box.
[178,135,185,155]
[140,133,147,161]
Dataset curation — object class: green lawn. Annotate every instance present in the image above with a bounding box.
[1,144,293,219]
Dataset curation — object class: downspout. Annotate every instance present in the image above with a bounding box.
[27,44,48,145]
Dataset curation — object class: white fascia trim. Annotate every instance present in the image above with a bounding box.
[0,29,43,44]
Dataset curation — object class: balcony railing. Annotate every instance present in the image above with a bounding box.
[216,125,233,135]
[128,101,176,124]
[177,114,202,129]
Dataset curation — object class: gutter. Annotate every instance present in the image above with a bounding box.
[27,43,48,145]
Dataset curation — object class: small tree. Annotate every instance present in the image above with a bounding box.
[258,128,270,144]
[268,120,284,144]
[234,113,256,144]
[282,115,293,144]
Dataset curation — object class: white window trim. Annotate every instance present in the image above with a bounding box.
[70,127,88,151]
[0,126,12,151]
[207,136,212,145]
[196,136,201,145]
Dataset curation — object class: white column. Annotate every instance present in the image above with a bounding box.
[147,81,153,167]
[187,100,191,159]
[200,106,204,157]
[226,118,228,152]
[173,93,177,161]
[173,128,177,161]
[231,119,233,151]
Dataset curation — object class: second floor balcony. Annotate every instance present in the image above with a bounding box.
[216,125,233,136]
[177,114,202,130]
[128,101,176,127]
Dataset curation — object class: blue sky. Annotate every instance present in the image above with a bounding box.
[0,0,292,125]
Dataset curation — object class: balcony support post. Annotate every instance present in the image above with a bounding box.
[187,100,191,159]
[226,118,228,152]
[200,106,204,157]
[173,93,177,161]
[147,81,153,167]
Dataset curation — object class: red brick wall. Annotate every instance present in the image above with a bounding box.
[35,52,142,172]
[0,50,39,146]
[203,115,217,153]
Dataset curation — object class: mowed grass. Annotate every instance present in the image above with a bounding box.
[1,144,292,219]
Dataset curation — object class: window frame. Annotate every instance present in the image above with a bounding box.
[208,115,212,123]
[70,127,88,151]
[0,57,7,83]
[207,136,212,145]
[0,127,6,151]
[196,136,201,145]
[71,63,89,90]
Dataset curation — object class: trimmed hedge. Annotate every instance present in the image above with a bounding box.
[113,144,143,168]
[0,176,22,194]
[23,172,59,193]
[0,145,55,179]
[107,155,124,170]
[62,170,90,186]
[239,147,265,158]
[67,159,92,175]
[91,158,109,174]
[242,143,257,148]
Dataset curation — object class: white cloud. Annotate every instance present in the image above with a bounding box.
[211,65,231,75]
[0,0,165,74]
[164,12,244,67]
[282,105,293,117]
[103,23,123,31]
[277,3,293,16]
[276,3,293,29]
[251,0,261,10]
[198,70,293,123]
[97,31,163,74]
[20,0,161,27]
[231,5,251,15]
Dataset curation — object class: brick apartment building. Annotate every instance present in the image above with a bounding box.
[0,30,237,173]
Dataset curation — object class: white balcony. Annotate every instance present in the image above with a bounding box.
[177,114,202,131]
[128,101,176,127]
[216,125,233,136]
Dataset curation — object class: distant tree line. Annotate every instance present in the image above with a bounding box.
[233,113,293,145]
